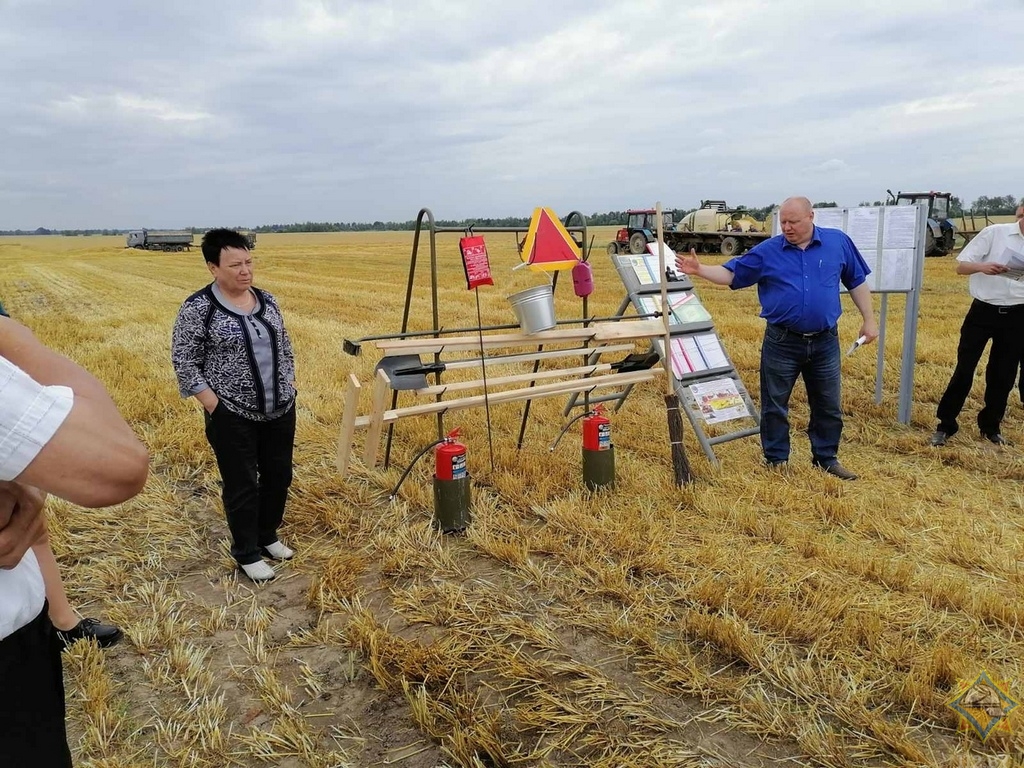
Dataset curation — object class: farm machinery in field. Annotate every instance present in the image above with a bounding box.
[607,201,769,258]
[125,229,193,252]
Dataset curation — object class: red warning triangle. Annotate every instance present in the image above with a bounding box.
[520,207,580,272]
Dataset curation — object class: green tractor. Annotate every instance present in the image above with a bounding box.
[886,190,956,256]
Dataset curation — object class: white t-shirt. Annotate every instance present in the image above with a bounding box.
[957,221,1024,305]
[0,356,73,639]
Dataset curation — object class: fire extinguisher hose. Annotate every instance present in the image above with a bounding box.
[548,410,593,452]
[389,437,448,500]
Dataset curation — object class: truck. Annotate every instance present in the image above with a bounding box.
[126,229,194,252]
[606,201,770,258]
[885,190,956,257]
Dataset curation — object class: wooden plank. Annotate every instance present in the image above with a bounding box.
[373,320,664,355]
[336,373,361,478]
[593,319,664,341]
[413,363,614,396]
[438,343,634,371]
[361,369,391,468]
[353,369,661,428]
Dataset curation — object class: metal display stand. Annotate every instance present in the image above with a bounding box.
[565,251,760,464]
[771,203,928,424]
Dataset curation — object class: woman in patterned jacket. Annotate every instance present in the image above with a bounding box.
[171,229,297,583]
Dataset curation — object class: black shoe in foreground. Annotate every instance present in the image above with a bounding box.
[929,430,950,447]
[57,618,123,649]
[982,432,1009,446]
[815,462,858,481]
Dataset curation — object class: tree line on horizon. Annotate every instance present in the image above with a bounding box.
[5,195,1021,237]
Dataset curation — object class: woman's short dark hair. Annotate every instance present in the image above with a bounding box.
[202,229,250,265]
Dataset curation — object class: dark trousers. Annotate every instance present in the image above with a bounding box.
[760,324,843,466]
[205,403,296,565]
[0,602,73,768]
[937,300,1024,436]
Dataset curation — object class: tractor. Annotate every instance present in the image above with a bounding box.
[886,190,956,256]
[607,209,675,255]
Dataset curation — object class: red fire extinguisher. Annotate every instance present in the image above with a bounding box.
[582,406,611,452]
[582,406,614,490]
[435,428,468,480]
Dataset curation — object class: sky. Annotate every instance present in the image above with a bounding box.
[1,0,1021,229]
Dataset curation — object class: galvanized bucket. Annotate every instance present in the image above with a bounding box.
[508,284,556,334]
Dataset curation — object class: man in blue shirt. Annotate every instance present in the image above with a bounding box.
[676,196,878,479]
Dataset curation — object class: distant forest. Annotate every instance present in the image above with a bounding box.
[3,195,1021,237]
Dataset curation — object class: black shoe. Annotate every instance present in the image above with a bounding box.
[982,432,1009,446]
[815,462,858,481]
[929,430,950,447]
[57,618,123,649]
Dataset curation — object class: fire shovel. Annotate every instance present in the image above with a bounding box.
[375,355,448,390]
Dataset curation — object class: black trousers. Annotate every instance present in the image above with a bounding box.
[0,602,72,768]
[936,299,1024,436]
[205,402,296,565]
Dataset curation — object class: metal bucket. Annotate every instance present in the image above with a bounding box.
[507,284,556,334]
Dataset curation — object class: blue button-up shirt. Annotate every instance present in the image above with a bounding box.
[723,226,870,334]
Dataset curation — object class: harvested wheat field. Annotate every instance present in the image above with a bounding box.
[3,227,1024,768]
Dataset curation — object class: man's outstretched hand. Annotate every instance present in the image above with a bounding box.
[675,248,700,275]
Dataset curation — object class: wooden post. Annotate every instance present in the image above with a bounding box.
[336,374,362,478]
[362,369,391,469]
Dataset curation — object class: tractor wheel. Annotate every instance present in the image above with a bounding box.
[941,229,955,255]
[924,229,938,257]
[720,237,740,257]
[606,242,620,256]
[629,232,648,255]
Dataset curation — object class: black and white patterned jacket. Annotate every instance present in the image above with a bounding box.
[171,284,296,421]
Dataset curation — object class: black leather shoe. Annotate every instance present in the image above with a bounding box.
[982,432,1009,446]
[815,462,858,481]
[929,430,950,447]
[57,618,123,649]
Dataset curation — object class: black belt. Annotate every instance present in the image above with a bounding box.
[973,299,1024,315]
[769,323,833,338]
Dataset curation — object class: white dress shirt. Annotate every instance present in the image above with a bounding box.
[0,357,73,640]
[957,220,1024,306]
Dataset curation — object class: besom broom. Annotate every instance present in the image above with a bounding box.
[655,201,694,485]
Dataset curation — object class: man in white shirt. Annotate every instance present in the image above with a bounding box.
[931,207,1024,447]
[0,315,148,767]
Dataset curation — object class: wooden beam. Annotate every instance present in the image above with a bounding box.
[373,320,664,355]
[336,373,361,478]
[352,369,661,428]
[436,343,634,372]
[413,363,614,396]
[361,369,391,468]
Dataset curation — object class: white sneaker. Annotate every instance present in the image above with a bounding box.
[262,541,295,561]
[240,560,276,582]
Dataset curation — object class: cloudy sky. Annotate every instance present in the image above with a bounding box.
[1,0,1021,229]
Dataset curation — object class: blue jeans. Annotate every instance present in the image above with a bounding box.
[760,324,842,466]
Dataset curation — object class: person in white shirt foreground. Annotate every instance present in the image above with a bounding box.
[931,206,1024,447]
[0,315,148,767]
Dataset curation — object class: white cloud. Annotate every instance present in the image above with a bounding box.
[50,93,211,124]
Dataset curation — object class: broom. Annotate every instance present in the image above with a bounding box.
[656,201,694,485]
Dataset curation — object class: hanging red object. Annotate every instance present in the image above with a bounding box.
[459,236,493,289]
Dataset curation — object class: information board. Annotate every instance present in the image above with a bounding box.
[772,205,923,293]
